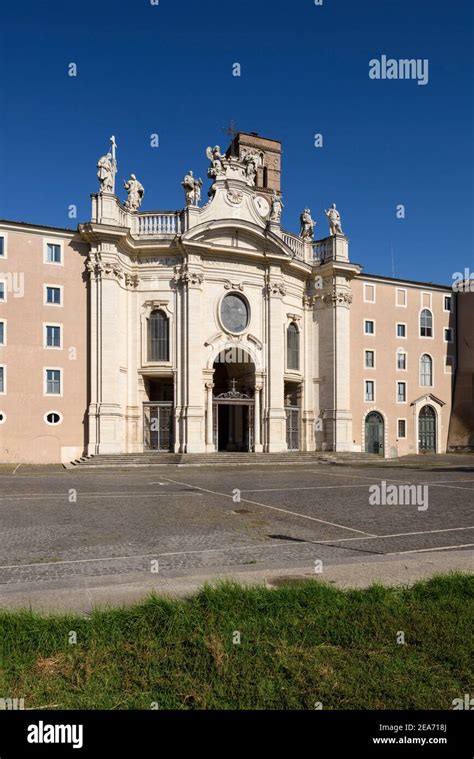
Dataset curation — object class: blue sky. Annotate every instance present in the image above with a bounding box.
[0,0,472,284]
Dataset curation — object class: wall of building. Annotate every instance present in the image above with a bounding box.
[350,276,455,456]
[448,289,474,450]
[0,223,89,463]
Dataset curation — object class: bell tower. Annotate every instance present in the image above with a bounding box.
[227,131,282,202]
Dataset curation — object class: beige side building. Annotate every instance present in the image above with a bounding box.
[0,131,472,463]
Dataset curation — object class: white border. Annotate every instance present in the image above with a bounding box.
[43,367,63,397]
[0,230,8,259]
[363,283,376,303]
[395,287,407,307]
[44,410,63,426]
[0,319,6,346]
[396,321,407,338]
[43,322,63,350]
[396,348,407,371]
[419,307,434,339]
[364,318,375,336]
[43,238,64,266]
[44,284,64,307]
[364,349,376,369]
[396,380,407,404]
[419,352,434,388]
[397,418,407,439]
[0,364,5,394]
[364,378,375,403]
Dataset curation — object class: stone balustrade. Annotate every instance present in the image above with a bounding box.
[133,212,184,237]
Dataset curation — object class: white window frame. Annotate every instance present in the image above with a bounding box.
[419,307,434,339]
[443,295,452,312]
[44,410,63,426]
[396,322,407,339]
[43,322,63,350]
[0,277,7,303]
[364,379,375,403]
[395,287,407,308]
[0,364,6,394]
[44,367,63,397]
[444,327,453,343]
[419,352,434,388]
[396,381,407,404]
[44,284,64,307]
[445,356,455,375]
[397,418,407,439]
[43,238,64,266]
[363,283,376,303]
[0,319,6,346]
[364,319,376,336]
[364,349,376,369]
[396,349,407,371]
[421,291,432,309]
[0,231,8,259]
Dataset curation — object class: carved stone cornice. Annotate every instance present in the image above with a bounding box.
[223,280,244,292]
[321,289,353,308]
[173,264,203,288]
[264,280,286,297]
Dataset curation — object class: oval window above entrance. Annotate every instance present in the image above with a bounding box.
[220,293,249,334]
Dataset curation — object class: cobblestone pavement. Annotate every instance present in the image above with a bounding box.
[0,463,472,596]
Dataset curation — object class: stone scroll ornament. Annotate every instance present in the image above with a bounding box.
[97,135,117,193]
[123,174,145,211]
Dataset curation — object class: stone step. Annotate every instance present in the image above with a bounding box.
[67,451,381,469]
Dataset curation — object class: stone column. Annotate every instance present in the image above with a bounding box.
[265,269,287,452]
[254,385,262,452]
[205,382,214,451]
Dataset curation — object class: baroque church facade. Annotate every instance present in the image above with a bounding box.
[0,132,472,463]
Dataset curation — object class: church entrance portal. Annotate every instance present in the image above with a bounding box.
[212,350,256,452]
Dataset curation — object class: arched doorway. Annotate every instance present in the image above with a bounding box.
[419,405,436,453]
[365,412,384,455]
[212,348,256,452]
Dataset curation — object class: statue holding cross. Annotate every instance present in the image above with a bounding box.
[97,136,118,194]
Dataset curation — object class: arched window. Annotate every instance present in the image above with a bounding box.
[287,323,299,370]
[420,309,433,337]
[148,310,169,362]
[420,354,433,386]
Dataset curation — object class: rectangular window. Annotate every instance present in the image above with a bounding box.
[396,288,407,307]
[364,283,376,303]
[46,325,61,348]
[0,321,4,345]
[365,350,375,368]
[46,369,61,394]
[365,380,374,402]
[46,243,61,264]
[398,419,407,438]
[0,282,5,301]
[396,323,406,338]
[444,328,453,343]
[0,366,4,393]
[46,286,61,305]
[0,237,4,257]
[364,320,375,335]
[444,296,452,312]
[397,352,407,370]
[397,382,406,403]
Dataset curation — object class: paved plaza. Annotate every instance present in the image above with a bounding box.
[0,459,472,611]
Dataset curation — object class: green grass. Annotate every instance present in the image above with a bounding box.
[0,573,472,710]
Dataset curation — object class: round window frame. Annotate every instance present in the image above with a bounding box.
[44,411,63,426]
[218,292,250,335]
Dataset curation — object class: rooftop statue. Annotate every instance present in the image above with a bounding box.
[325,203,344,236]
[123,174,144,212]
[299,208,316,241]
[206,145,225,178]
[182,170,203,207]
[97,136,117,193]
[270,191,283,223]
